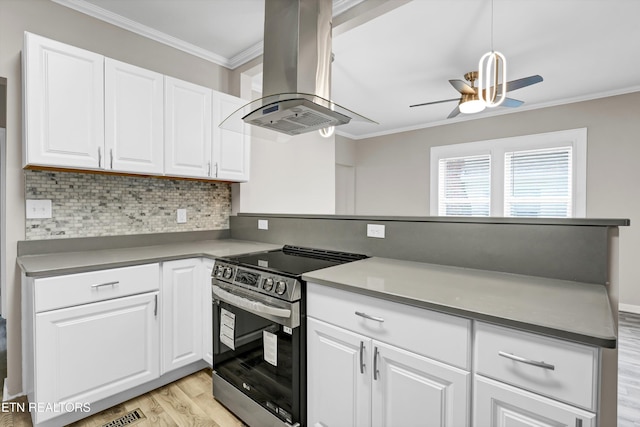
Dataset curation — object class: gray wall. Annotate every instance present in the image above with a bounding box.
[0,0,233,396]
[352,92,640,308]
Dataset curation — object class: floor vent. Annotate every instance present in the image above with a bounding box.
[102,408,146,427]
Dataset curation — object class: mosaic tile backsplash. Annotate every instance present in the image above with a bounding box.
[25,170,231,240]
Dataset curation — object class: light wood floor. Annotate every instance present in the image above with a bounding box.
[2,313,640,426]
[0,370,245,427]
[619,311,640,426]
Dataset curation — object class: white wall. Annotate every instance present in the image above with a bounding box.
[353,92,640,308]
[235,129,336,214]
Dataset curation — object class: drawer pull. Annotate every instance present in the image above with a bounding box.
[498,351,555,371]
[91,281,119,289]
[355,311,384,323]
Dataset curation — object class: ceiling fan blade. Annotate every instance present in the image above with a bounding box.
[447,105,461,119]
[497,75,543,93]
[410,98,460,108]
[449,79,475,94]
[501,98,524,108]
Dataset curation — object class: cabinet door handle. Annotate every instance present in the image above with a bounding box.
[154,294,158,317]
[98,147,102,168]
[576,419,583,427]
[359,341,365,374]
[373,346,380,380]
[207,161,211,177]
[110,148,113,169]
[355,311,384,323]
[91,281,119,289]
[498,351,555,370]
[214,162,218,177]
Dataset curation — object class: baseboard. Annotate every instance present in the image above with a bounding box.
[619,303,640,315]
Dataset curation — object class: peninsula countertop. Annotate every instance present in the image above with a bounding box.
[303,257,616,348]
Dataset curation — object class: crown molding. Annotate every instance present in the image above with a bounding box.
[228,41,264,70]
[51,0,232,67]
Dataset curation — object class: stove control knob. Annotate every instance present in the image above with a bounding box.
[214,266,223,278]
[275,280,287,295]
[263,278,274,291]
[223,267,234,279]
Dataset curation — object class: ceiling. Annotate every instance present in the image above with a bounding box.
[54,0,640,139]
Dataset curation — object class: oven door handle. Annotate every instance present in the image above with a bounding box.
[212,285,292,319]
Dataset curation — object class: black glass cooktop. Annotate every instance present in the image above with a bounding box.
[227,245,368,277]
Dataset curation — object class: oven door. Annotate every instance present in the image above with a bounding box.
[212,281,302,425]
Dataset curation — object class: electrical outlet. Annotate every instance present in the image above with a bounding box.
[177,208,187,223]
[258,219,269,230]
[367,224,385,239]
[26,199,52,219]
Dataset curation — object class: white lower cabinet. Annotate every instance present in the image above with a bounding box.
[161,258,204,373]
[372,341,469,427]
[307,282,470,427]
[308,318,469,427]
[24,264,161,425]
[35,293,160,423]
[474,376,596,427]
[307,318,371,427]
[473,322,599,426]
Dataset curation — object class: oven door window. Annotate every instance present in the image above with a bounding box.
[213,300,300,424]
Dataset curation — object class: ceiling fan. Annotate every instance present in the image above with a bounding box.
[410,71,543,118]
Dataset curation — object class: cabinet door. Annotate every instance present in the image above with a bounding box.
[162,259,203,373]
[307,317,371,427]
[474,376,596,427]
[104,58,164,174]
[164,76,212,178]
[372,341,470,427]
[212,91,250,182]
[23,32,104,169]
[35,292,159,424]
[202,258,214,366]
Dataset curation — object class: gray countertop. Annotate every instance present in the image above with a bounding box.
[17,239,281,277]
[302,257,616,348]
[18,238,616,348]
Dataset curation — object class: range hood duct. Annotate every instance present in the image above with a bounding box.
[239,0,356,136]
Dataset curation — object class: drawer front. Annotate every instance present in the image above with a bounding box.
[474,322,599,410]
[34,263,160,312]
[307,282,471,370]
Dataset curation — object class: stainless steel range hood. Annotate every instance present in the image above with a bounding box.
[221,0,376,137]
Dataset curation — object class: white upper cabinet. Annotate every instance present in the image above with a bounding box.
[23,33,250,182]
[212,91,250,182]
[164,76,212,178]
[23,32,104,169]
[104,58,164,174]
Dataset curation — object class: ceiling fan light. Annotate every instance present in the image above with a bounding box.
[478,51,507,108]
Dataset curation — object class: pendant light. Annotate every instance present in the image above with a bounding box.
[478,0,507,108]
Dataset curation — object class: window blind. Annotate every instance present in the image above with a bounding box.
[504,146,572,217]
[438,155,491,216]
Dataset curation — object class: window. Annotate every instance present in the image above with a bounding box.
[430,128,586,217]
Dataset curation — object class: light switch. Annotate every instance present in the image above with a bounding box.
[26,199,52,219]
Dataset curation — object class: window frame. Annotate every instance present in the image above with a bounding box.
[430,128,587,217]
